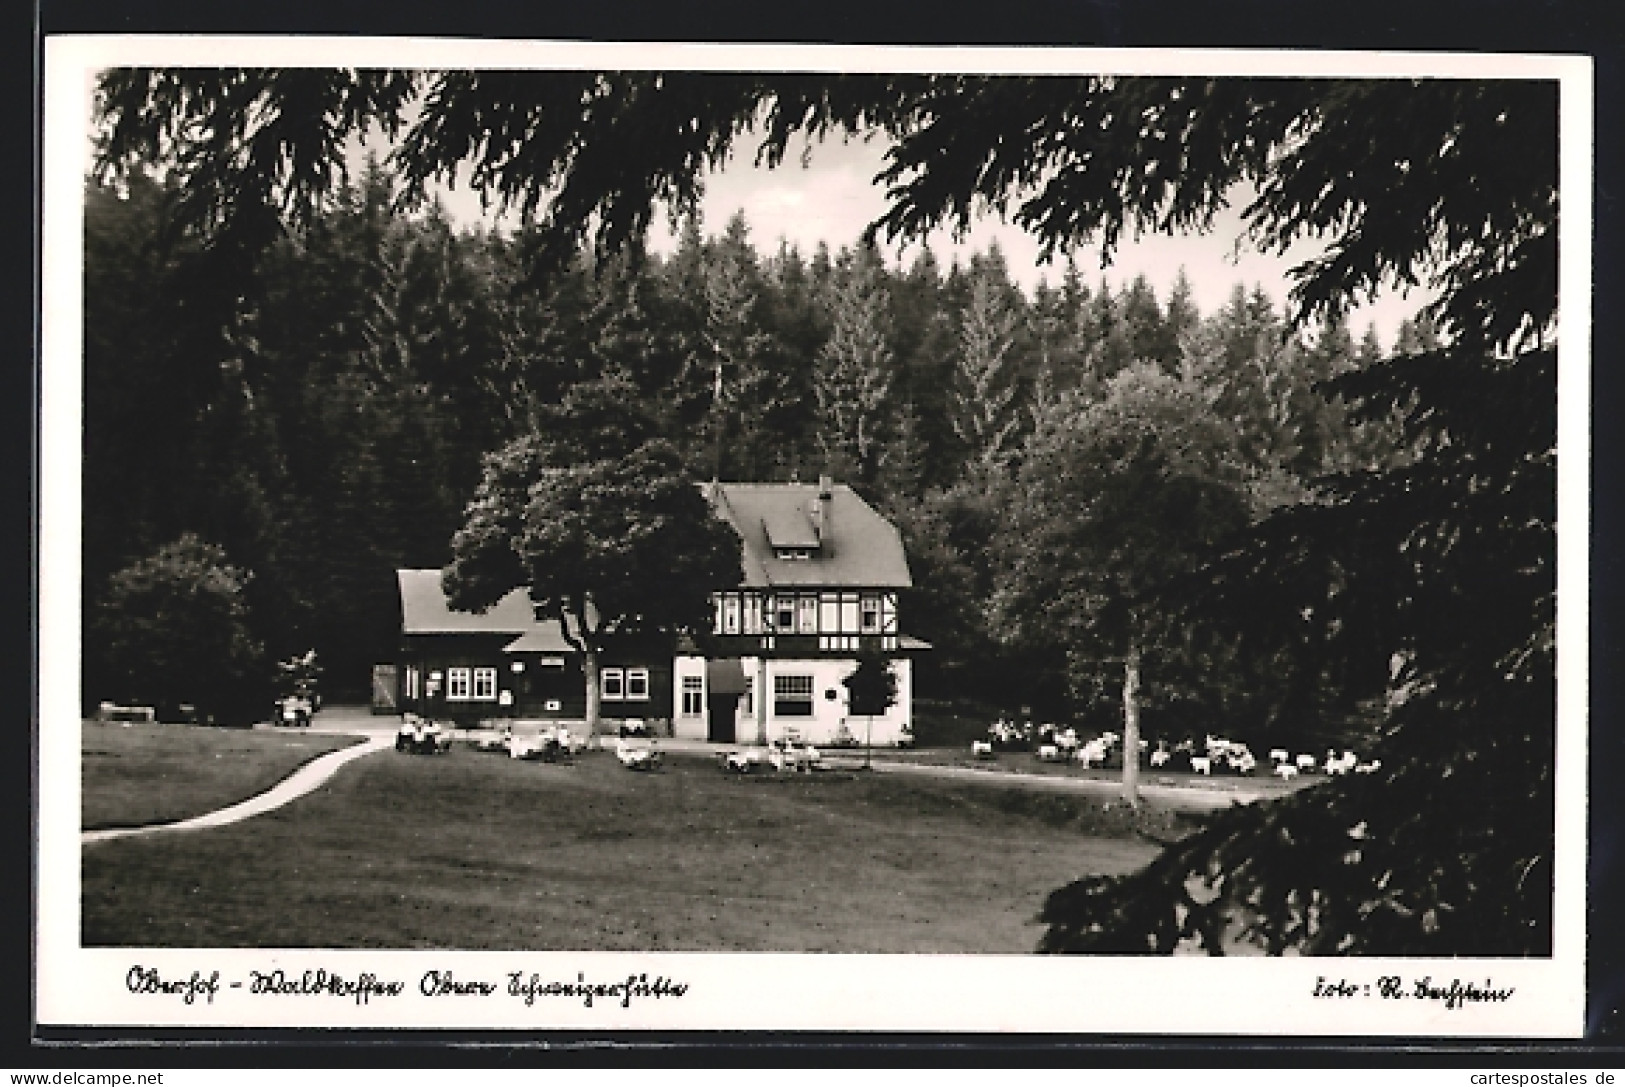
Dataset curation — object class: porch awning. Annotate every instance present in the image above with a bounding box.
[706,658,750,694]
[502,628,574,654]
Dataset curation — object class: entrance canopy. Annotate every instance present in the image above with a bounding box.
[706,658,750,695]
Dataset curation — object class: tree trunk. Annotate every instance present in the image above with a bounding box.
[1122,643,1142,809]
[755,657,768,745]
[583,643,602,736]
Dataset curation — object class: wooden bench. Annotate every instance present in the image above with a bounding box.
[97,702,156,723]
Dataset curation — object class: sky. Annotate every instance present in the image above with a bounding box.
[432,133,1437,351]
[84,67,1434,352]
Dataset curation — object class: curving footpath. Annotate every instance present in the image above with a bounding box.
[82,735,394,845]
[820,757,1271,813]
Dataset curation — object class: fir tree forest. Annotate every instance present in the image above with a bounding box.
[84,161,1412,741]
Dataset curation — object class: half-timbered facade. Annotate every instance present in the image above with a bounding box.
[675,477,923,746]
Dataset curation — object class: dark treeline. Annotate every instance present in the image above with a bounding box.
[84,159,1422,740]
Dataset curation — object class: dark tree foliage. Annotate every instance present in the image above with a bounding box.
[1026,90,1558,952]
[442,433,742,732]
[995,364,1254,720]
[95,73,1556,349]
[91,535,266,722]
[843,648,899,719]
[1041,347,1556,954]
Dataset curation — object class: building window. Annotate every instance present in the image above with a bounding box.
[743,594,762,635]
[774,596,795,632]
[601,668,624,701]
[723,594,740,634]
[838,592,859,633]
[774,674,814,717]
[861,594,880,632]
[446,667,472,701]
[820,593,840,634]
[741,676,753,717]
[405,666,419,700]
[473,667,498,700]
[682,676,704,716]
[626,668,650,700]
[797,595,818,634]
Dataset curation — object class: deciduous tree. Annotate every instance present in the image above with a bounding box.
[442,433,742,733]
[91,535,266,722]
[843,647,899,768]
[993,363,1252,806]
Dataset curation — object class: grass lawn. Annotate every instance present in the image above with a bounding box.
[82,722,363,830]
[82,747,1180,952]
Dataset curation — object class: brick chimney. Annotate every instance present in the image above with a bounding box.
[815,474,834,555]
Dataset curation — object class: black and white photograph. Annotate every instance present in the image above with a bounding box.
[36,38,1591,1036]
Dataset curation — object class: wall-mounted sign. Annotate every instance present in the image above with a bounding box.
[511,661,525,673]
[538,656,565,668]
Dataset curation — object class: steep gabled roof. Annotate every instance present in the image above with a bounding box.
[400,480,911,639]
[398,569,536,634]
[397,569,593,651]
[705,482,912,589]
[501,628,575,654]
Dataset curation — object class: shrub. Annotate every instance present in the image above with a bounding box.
[89,534,266,723]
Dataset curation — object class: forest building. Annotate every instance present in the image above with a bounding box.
[390,476,925,744]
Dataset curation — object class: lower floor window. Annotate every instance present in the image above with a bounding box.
[773,674,814,717]
[447,666,497,701]
[681,676,704,716]
[600,667,650,701]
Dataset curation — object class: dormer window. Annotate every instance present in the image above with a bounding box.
[762,505,821,562]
